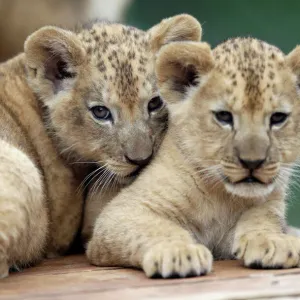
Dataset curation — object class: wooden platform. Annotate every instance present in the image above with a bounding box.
[1,255,300,300]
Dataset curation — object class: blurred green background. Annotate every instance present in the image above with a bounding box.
[125,0,300,226]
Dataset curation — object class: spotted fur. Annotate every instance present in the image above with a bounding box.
[87,38,300,278]
[0,13,202,278]
[24,15,201,241]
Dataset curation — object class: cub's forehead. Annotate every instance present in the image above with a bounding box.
[76,21,156,105]
[77,21,151,60]
[212,38,292,112]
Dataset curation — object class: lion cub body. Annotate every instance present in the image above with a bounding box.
[87,38,300,278]
[0,56,82,277]
[0,14,201,277]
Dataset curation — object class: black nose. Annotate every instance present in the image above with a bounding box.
[239,158,265,170]
[125,153,153,167]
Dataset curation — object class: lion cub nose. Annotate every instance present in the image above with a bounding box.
[125,153,153,167]
[239,158,265,170]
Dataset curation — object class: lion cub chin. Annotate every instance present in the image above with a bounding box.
[86,37,300,278]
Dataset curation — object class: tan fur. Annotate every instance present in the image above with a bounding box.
[24,15,201,244]
[0,14,201,277]
[87,38,300,278]
[0,56,82,277]
[34,15,199,242]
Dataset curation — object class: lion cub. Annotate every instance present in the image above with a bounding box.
[0,14,200,277]
[87,37,300,278]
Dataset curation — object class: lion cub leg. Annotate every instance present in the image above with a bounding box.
[0,141,48,278]
[232,198,300,269]
[87,200,212,278]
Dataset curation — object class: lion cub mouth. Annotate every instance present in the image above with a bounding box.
[223,174,267,185]
[235,176,264,184]
[222,171,277,198]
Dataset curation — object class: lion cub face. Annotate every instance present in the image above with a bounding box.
[24,15,201,184]
[157,38,300,198]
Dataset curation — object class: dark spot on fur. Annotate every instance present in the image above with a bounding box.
[138,67,146,73]
[233,43,239,50]
[288,251,293,258]
[251,51,258,59]
[97,61,106,72]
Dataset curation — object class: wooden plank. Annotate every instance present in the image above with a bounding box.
[1,255,300,300]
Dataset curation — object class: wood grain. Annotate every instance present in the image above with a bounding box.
[1,255,300,300]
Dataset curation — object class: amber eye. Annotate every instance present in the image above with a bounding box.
[148,96,163,113]
[270,112,289,126]
[90,106,112,121]
[214,111,234,126]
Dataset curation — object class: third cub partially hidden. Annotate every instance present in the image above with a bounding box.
[87,37,300,278]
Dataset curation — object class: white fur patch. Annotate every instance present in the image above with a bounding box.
[225,182,275,199]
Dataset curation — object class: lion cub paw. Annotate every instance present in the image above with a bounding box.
[233,232,300,269]
[142,242,213,278]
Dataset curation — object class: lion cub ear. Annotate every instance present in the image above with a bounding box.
[24,26,85,100]
[286,46,300,76]
[148,14,202,52]
[156,41,214,104]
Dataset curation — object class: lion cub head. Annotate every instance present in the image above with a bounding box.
[24,15,201,184]
[156,38,300,198]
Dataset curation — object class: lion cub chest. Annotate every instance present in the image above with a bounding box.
[188,193,249,259]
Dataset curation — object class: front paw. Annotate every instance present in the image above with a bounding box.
[142,242,213,278]
[233,232,300,269]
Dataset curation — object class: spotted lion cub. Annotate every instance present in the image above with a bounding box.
[87,37,300,278]
[0,14,201,278]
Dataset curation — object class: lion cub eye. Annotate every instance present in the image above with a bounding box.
[214,111,234,126]
[148,96,163,113]
[270,112,289,127]
[90,106,112,121]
